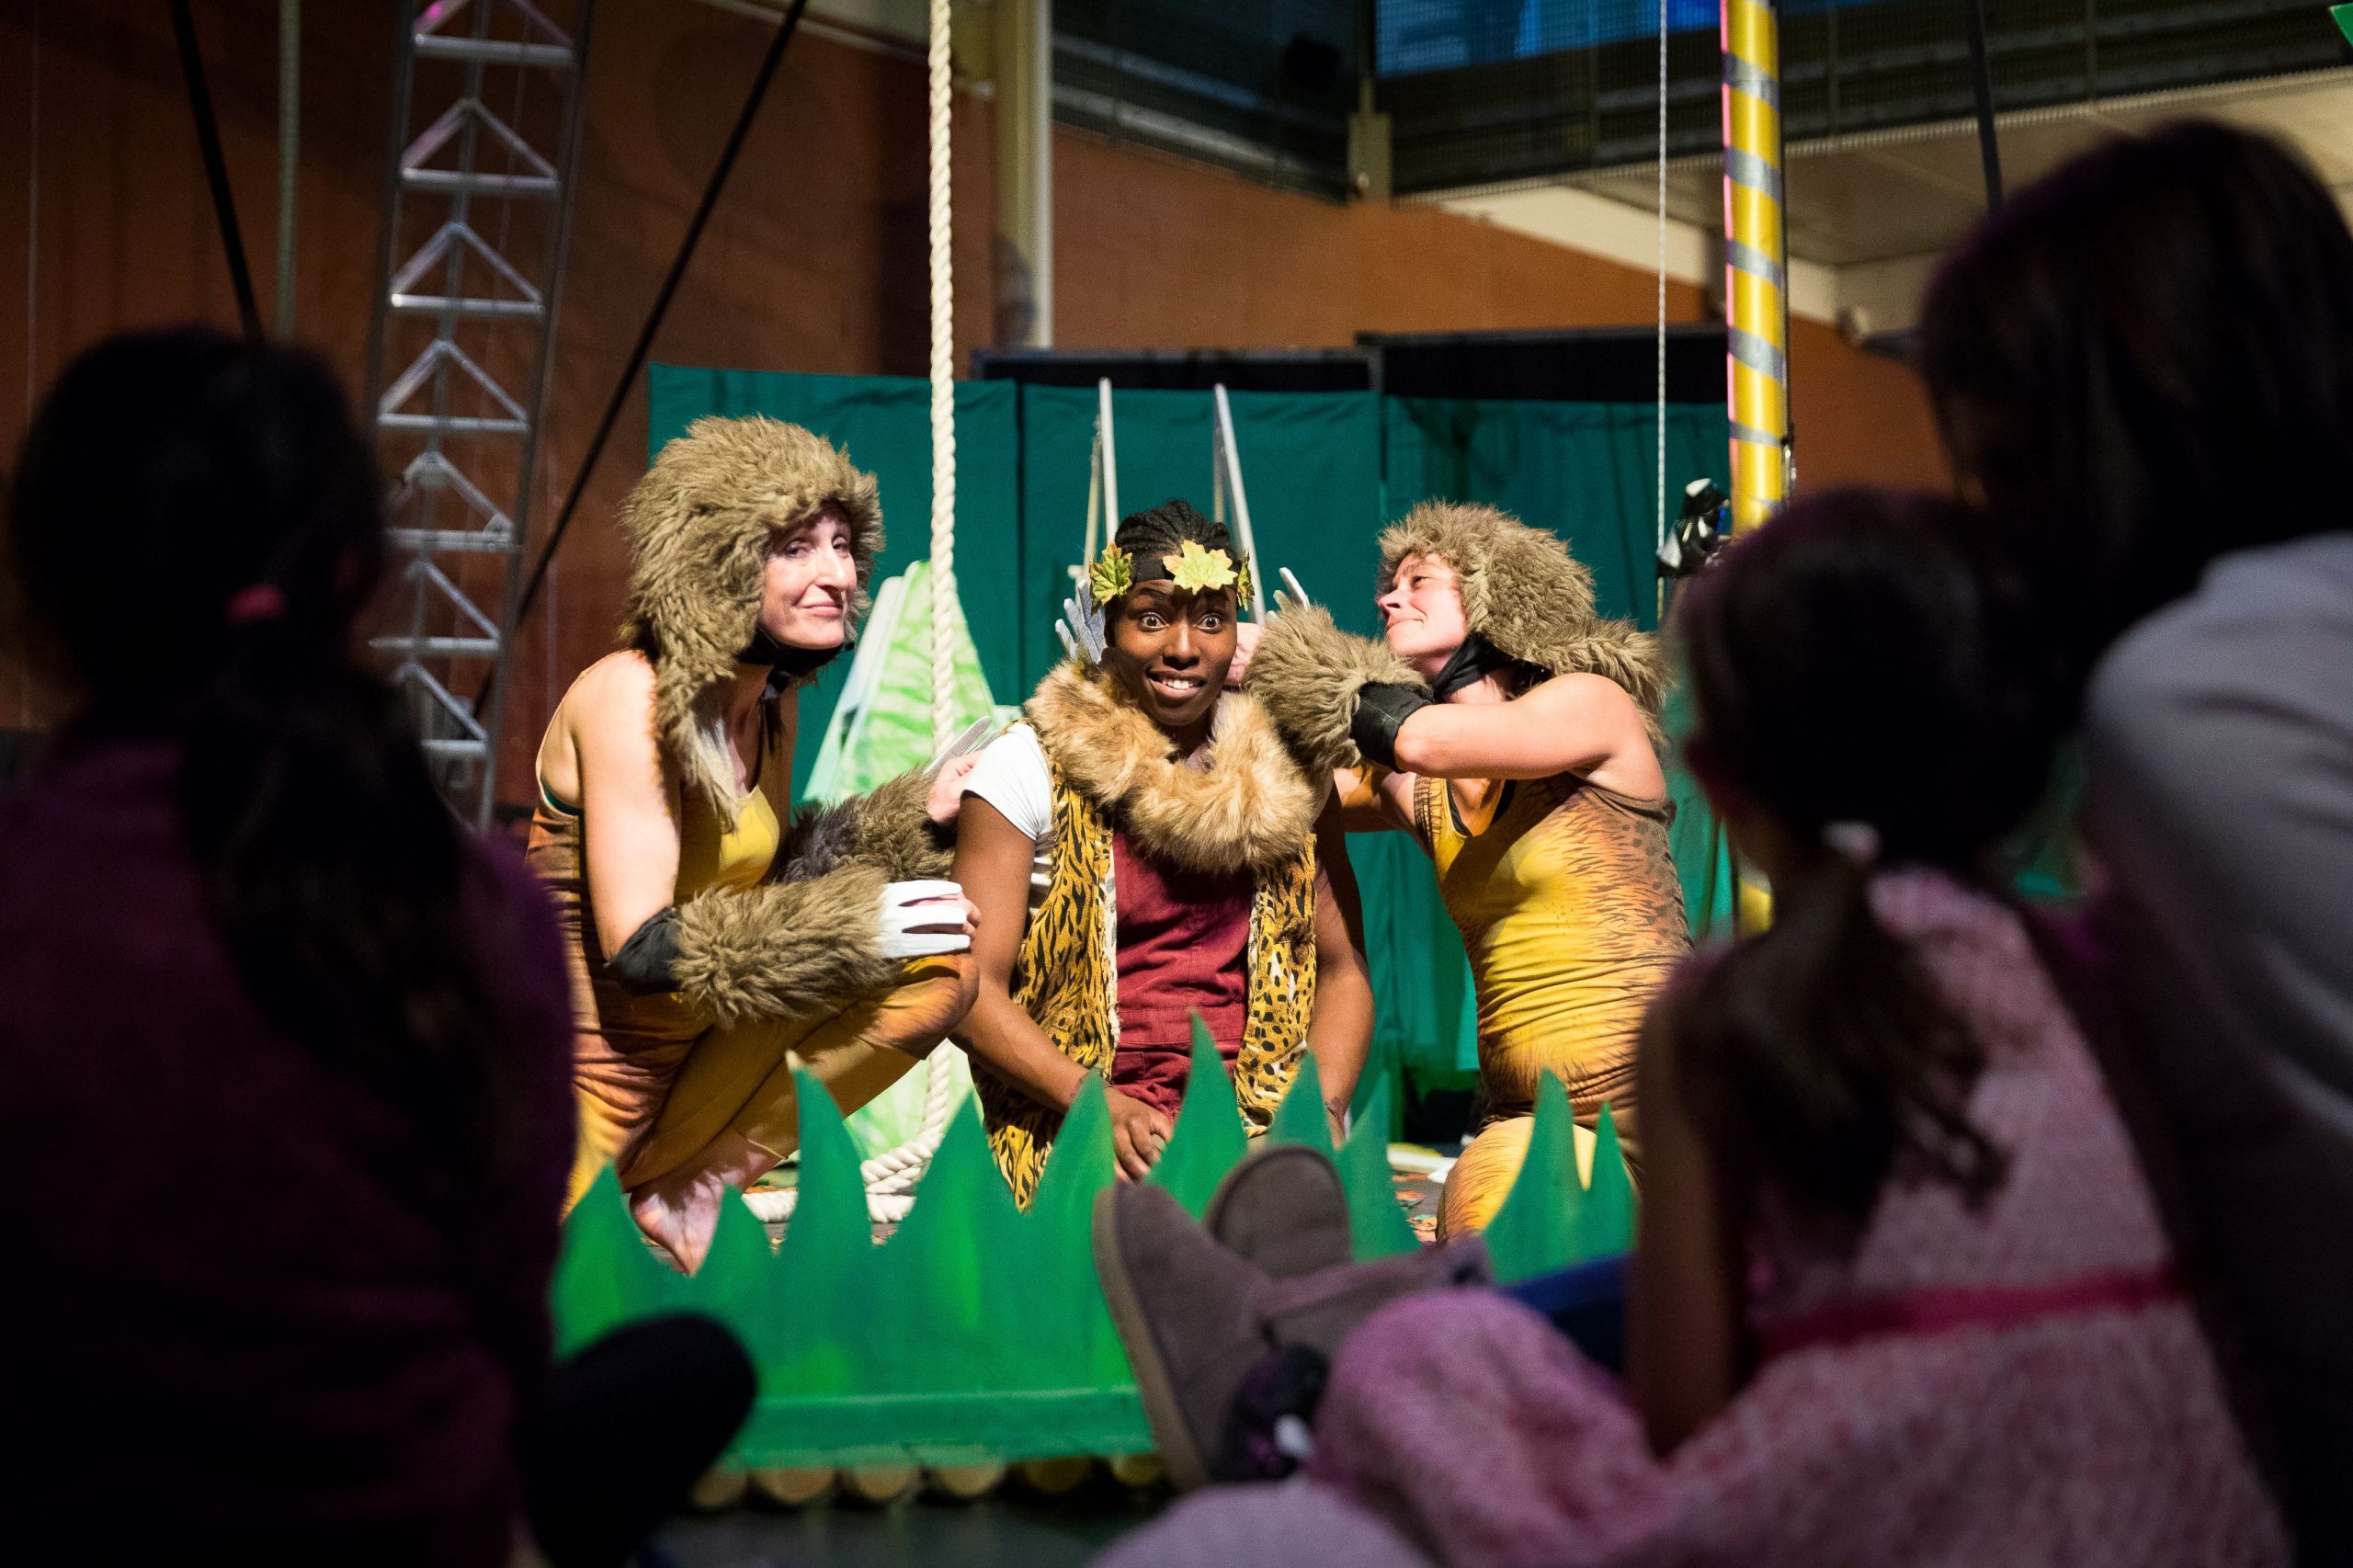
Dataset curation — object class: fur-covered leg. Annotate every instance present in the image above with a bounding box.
[672,863,895,1028]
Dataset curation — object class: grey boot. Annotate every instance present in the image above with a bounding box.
[1093,1181,1490,1491]
[1203,1144,1354,1278]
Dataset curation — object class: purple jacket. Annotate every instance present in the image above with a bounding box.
[0,737,574,1564]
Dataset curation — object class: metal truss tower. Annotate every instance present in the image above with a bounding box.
[363,0,595,825]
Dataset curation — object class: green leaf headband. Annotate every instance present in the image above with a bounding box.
[1086,540,1252,608]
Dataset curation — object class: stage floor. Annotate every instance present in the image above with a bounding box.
[652,1487,1153,1568]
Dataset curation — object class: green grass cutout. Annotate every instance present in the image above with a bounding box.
[1142,1017,1250,1215]
[551,1024,1635,1463]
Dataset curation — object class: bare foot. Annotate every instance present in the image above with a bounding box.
[630,1166,730,1274]
[628,1131,781,1273]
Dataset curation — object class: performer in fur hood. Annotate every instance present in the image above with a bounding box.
[951,500,1374,1204]
[528,415,978,1271]
[1242,502,1688,1236]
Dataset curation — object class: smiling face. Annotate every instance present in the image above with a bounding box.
[756,502,858,650]
[1104,581,1237,737]
[1375,551,1472,677]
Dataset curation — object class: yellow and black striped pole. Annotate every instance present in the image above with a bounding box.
[1721,0,1790,536]
[1721,0,1790,931]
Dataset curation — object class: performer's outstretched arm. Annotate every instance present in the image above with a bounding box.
[1305,812,1375,1130]
[1331,764,1415,833]
[1246,605,1665,800]
[1385,673,1663,799]
[561,652,963,1029]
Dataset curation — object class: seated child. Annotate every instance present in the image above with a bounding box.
[1088,488,2287,1568]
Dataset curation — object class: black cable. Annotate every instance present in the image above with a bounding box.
[480,0,813,714]
[168,0,265,340]
[1961,0,2004,208]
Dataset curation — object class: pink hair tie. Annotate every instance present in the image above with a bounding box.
[224,584,288,625]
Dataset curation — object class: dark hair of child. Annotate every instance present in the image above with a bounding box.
[1668,488,2064,1242]
[6,326,531,1190]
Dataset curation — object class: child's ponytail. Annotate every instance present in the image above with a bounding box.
[1672,847,2006,1241]
[1668,489,2059,1238]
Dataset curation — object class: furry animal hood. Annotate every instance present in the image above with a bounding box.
[1378,501,1667,717]
[1025,662,1319,874]
[618,415,882,824]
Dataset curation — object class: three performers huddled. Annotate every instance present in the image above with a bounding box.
[539,415,1684,1267]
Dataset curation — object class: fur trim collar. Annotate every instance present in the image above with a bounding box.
[1025,662,1318,874]
[619,416,882,824]
[1379,500,1667,718]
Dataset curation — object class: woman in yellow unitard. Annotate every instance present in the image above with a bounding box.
[528,416,978,1271]
[1245,503,1688,1237]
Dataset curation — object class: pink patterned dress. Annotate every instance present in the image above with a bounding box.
[1102,870,2288,1568]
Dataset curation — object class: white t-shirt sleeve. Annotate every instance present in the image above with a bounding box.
[960,722,1057,914]
[961,723,1053,840]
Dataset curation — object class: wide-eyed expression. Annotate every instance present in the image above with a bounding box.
[1105,582,1236,733]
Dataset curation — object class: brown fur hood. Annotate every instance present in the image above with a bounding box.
[1379,500,1667,718]
[1025,661,1319,874]
[619,415,882,824]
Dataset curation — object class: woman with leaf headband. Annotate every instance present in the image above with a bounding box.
[529,415,979,1271]
[1244,502,1688,1236]
[951,500,1375,1202]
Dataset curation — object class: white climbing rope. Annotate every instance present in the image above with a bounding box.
[778,0,970,1231]
[926,0,957,756]
[862,1046,965,1196]
[745,1186,915,1227]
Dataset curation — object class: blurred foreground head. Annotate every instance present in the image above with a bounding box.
[6,326,526,1183]
[1918,120,2353,696]
[6,326,383,722]
[1676,486,2057,878]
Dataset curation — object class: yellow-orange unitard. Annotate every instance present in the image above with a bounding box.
[529,766,966,1212]
[1408,767,1689,1235]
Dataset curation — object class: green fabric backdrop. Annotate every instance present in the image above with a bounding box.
[645,365,1732,1103]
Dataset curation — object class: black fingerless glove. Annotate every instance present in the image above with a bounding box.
[608,906,684,994]
[1349,682,1434,770]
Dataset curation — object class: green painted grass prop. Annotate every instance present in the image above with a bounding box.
[1480,1074,1635,1285]
[1142,1017,1250,1216]
[550,1028,1636,1464]
[1337,1074,1422,1260]
[1266,1050,1337,1157]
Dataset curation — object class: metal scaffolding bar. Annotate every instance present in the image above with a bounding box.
[362,0,595,825]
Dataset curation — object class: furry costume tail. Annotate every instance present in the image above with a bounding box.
[779,768,954,884]
[1245,606,1428,775]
